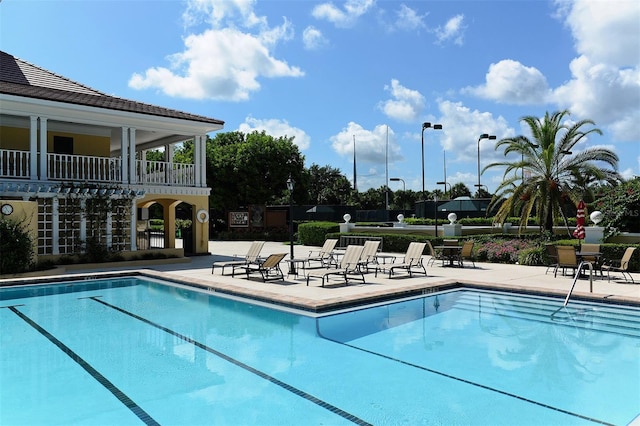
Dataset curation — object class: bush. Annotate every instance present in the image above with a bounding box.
[0,217,34,274]
[475,239,536,263]
[298,222,340,246]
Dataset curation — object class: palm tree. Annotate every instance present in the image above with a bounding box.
[486,110,620,233]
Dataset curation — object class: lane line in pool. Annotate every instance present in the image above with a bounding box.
[6,305,160,426]
[89,296,372,426]
[323,336,614,426]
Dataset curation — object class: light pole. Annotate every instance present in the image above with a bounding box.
[390,177,406,215]
[476,133,496,191]
[286,175,295,275]
[421,122,443,200]
[436,181,451,199]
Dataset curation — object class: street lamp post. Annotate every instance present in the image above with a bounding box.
[477,133,496,191]
[421,122,443,199]
[521,143,539,182]
[286,175,295,275]
[390,177,406,215]
[434,194,439,238]
[436,181,451,198]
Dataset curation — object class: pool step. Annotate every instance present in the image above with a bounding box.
[451,291,640,338]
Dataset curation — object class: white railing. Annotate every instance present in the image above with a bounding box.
[48,153,121,183]
[136,159,196,186]
[0,149,30,179]
[1,150,196,187]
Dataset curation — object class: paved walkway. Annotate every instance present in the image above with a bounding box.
[20,240,640,313]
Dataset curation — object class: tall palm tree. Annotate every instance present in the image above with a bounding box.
[486,110,620,233]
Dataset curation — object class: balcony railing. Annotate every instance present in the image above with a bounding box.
[136,159,196,186]
[0,149,197,187]
[48,153,121,183]
[0,149,30,179]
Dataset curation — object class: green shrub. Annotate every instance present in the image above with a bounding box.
[298,222,340,246]
[518,246,546,266]
[0,217,34,274]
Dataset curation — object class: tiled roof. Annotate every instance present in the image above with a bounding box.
[0,51,224,125]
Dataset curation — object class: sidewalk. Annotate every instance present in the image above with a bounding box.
[35,240,640,313]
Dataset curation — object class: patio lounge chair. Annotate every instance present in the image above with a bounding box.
[211,241,265,276]
[306,245,365,287]
[305,238,338,268]
[578,243,603,277]
[554,245,579,277]
[384,242,427,278]
[243,253,287,282]
[601,247,636,283]
[358,240,382,273]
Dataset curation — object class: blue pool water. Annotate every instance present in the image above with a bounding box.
[1,277,638,425]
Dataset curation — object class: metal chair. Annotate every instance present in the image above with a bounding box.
[602,247,636,283]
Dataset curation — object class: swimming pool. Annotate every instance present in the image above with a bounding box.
[1,277,638,425]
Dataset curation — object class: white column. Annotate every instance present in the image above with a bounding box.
[130,197,137,251]
[29,116,38,180]
[194,135,202,187]
[199,135,207,187]
[52,197,60,255]
[121,127,129,183]
[38,117,48,180]
[129,128,136,184]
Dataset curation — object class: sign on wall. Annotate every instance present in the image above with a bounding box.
[229,211,249,227]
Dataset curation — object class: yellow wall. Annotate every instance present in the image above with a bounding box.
[0,200,39,260]
[138,194,210,255]
[0,126,109,156]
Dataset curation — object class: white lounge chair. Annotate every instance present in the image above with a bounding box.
[211,241,265,276]
[384,242,427,278]
[305,238,338,268]
[358,240,381,273]
[306,245,365,287]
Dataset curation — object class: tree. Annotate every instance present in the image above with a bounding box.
[306,164,352,205]
[207,131,307,214]
[593,177,640,238]
[486,110,620,232]
[450,182,471,199]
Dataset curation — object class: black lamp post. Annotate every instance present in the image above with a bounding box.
[436,180,451,198]
[521,143,539,182]
[476,133,496,211]
[421,122,443,200]
[286,175,295,274]
[390,177,406,215]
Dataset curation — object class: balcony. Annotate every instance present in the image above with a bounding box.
[0,149,197,187]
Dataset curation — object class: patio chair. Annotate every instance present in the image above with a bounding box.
[211,241,265,276]
[426,240,444,267]
[244,253,287,282]
[544,244,558,275]
[601,247,636,283]
[458,241,475,268]
[384,242,427,278]
[306,245,365,287]
[579,243,603,277]
[554,245,579,277]
[305,238,338,268]
[358,240,381,273]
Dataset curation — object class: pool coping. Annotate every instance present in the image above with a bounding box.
[3,269,639,314]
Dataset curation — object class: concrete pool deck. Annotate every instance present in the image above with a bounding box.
[9,240,639,313]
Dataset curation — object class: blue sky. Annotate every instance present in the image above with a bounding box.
[1,0,638,193]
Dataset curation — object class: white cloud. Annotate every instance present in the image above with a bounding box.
[302,26,329,50]
[550,0,640,142]
[379,79,425,122]
[393,4,426,32]
[238,117,311,150]
[434,14,465,45]
[560,0,640,67]
[331,122,402,165]
[552,56,640,141]
[464,59,551,105]
[129,1,303,101]
[437,100,513,166]
[312,0,375,28]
